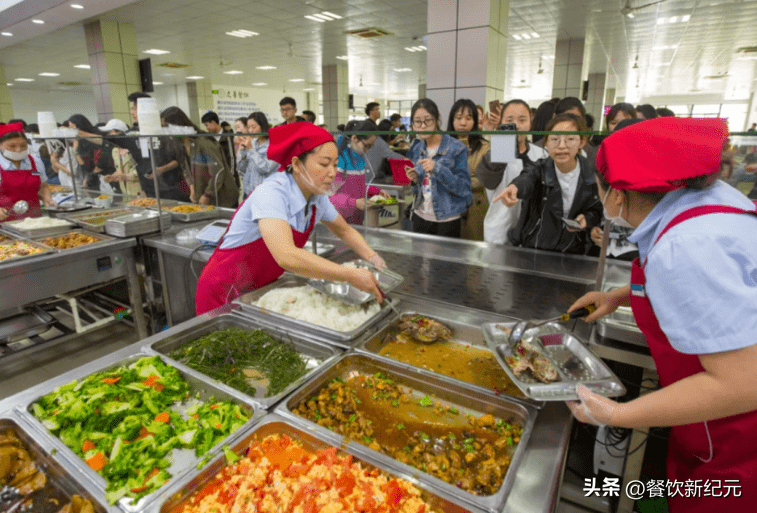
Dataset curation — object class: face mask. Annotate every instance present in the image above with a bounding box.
[296,161,323,195]
[2,149,28,161]
[602,188,633,229]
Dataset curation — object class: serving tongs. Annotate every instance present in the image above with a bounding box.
[508,305,597,347]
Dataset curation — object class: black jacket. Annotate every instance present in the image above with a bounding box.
[508,155,602,254]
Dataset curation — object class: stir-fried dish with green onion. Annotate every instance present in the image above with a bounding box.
[30,356,250,505]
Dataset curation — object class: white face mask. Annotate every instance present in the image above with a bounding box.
[2,149,28,161]
[296,161,323,196]
[602,188,633,229]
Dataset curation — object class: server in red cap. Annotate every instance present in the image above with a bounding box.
[196,122,386,315]
[567,117,757,512]
[0,122,55,222]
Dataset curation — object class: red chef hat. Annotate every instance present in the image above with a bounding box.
[0,122,25,138]
[267,122,335,171]
[596,117,728,192]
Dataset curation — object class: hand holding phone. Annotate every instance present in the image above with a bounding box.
[562,217,583,230]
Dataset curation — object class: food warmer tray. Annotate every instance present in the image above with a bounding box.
[595,306,648,346]
[307,259,404,306]
[2,217,77,238]
[233,274,398,348]
[275,353,538,513]
[126,199,178,209]
[31,229,116,250]
[0,413,108,513]
[62,208,139,234]
[155,414,472,513]
[0,239,57,266]
[354,297,541,408]
[105,210,172,237]
[149,312,341,410]
[0,304,55,344]
[18,351,264,513]
[304,239,335,257]
[156,206,219,223]
[45,204,94,218]
[483,322,626,401]
[0,228,18,242]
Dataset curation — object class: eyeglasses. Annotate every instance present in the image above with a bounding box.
[412,118,436,128]
[546,135,581,147]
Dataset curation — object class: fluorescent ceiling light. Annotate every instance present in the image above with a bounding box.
[669,16,678,23]
[289,78,305,82]
[531,32,540,38]
[6,83,12,86]
[737,55,757,60]
[522,33,531,39]
[305,15,325,22]
[251,82,267,86]
[393,68,412,72]
[512,34,522,40]
[321,12,342,19]
[186,76,204,80]
[143,49,170,55]
[152,82,163,85]
[1,32,12,37]
[404,47,418,52]
[305,11,341,22]
[256,66,276,70]
[162,73,175,76]
[38,72,60,77]
[542,55,555,59]
[336,55,348,60]
[15,78,34,82]
[681,14,690,22]
[625,12,635,18]
[74,64,90,69]
[71,3,83,8]
[303,88,315,91]
[32,19,44,24]
[226,30,258,38]
[223,70,243,74]
[657,18,666,25]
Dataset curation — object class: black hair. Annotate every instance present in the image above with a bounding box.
[301,110,316,122]
[234,117,248,129]
[447,98,483,154]
[377,119,393,142]
[636,104,658,120]
[340,119,378,150]
[655,107,675,118]
[410,98,441,130]
[161,106,203,133]
[502,99,530,113]
[555,97,586,119]
[67,114,98,134]
[0,130,25,144]
[201,111,220,124]
[246,112,270,134]
[606,103,637,130]
[532,101,557,143]
[336,124,346,132]
[279,97,296,108]
[389,113,402,122]
[365,102,380,116]
[127,92,151,104]
[585,113,595,130]
[26,123,39,134]
[545,112,588,135]
[8,118,27,130]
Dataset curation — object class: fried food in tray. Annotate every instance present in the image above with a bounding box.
[40,232,100,250]
[506,339,560,384]
[162,205,214,213]
[398,314,453,343]
[0,241,46,261]
[127,198,158,207]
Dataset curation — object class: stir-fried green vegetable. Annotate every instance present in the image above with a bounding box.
[30,356,250,505]
[169,328,310,398]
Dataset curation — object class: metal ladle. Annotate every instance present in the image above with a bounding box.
[508,306,596,346]
[11,201,28,215]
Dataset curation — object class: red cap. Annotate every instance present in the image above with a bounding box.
[267,122,335,171]
[0,122,25,138]
[596,117,728,192]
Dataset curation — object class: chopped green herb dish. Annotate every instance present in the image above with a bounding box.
[169,328,311,398]
[30,356,250,505]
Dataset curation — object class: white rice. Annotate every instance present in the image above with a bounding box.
[254,286,380,331]
[7,216,72,229]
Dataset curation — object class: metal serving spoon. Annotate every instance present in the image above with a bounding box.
[12,201,28,215]
[508,305,597,346]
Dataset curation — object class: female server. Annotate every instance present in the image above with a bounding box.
[196,122,385,315]
[569,117,757,512]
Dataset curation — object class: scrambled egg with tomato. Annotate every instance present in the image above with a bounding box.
[177,434,436,513]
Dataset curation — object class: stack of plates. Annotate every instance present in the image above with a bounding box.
[104,210,172,237]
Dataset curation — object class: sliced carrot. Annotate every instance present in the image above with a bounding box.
[209,404,219,410]
[142,374,158,387]
[192,414,199,420]
[154,412,170,423]
[136,426,152,440]
[86,452,107,471]
[82,440,96,452]
[214,422,223,430]
[131,485,149,493]
[153,383,165,392]
[102,377,121,384]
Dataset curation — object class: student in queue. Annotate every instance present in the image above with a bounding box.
[195,122,386,314]
[332,120,390,225]
[405,98,472,238]
[238,112,278,198]
[66,114,103,190]
[568,117,757,513]
[531,98,559,147]
[494,113,602,253]
[161,107,239,207]
[447,99,489,241]
[476,99,547,244]
[0,123,55,221]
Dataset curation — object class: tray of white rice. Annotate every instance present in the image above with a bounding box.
[233,274,397,347]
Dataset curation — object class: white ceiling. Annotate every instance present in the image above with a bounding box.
[1,0,756,105]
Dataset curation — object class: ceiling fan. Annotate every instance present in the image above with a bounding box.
[620,0,668,18]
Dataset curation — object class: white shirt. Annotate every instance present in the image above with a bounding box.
[485,144,547,203]
[555,160,581,217]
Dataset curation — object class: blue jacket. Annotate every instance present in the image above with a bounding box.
[406,135,472,219]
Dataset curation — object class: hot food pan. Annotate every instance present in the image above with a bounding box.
[156,414,473,513]
[483,322,625,401]
[21,351,263,513]
[0,239,56,265]
[157,205,219,223]
[149,313,341,409]
[234,274,397,348]
[3,217,77,238]
[62,209,139,234]
[275,353,537,513]
[354,299,540,407]
[31,230,115,251]
[0,414,107,513]
[307,259,404,306]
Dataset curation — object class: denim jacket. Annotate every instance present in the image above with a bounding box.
[406,134,472,219]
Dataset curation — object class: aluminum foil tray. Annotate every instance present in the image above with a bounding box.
[3,217,77,238]
[0,415,107,513]
[307,259,404,305]
[149,313,341,409]
[21,351,263,513]
[105,211,172,237]
[275,353,538,513]
[354,298,539,407]
[155,414,472,513]
[483,322,626,401]
[233,274,397,347]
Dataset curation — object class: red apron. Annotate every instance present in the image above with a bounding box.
[630,204,757,512]
[0,157,42,222]
[195,201,318,315]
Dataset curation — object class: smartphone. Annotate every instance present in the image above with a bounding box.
[562,217,583,229]
[489,99,502,114]
[498,123,517,132]
[490,123,517,163]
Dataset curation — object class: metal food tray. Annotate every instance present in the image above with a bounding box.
[105,210,172,237]
[32,229,115,250]
[0,228,17,242]
[307,259,404,305]
[0,415,107,513]
[126,199,178,209]
[354,299,539,407]
[156,414,472,513]
[0,239,57,265]
[0,305,55,344]
[149,313,341,409]
[275,353,538,513]
[22,351,263,513]
[45,204,93,218]
[595,306,648,346]
[158,206,219,223]
[2,217,77,238]
[234,274,397,347]
[483,322,626,401]
[63,208,139,234]
[304,240,336,257]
